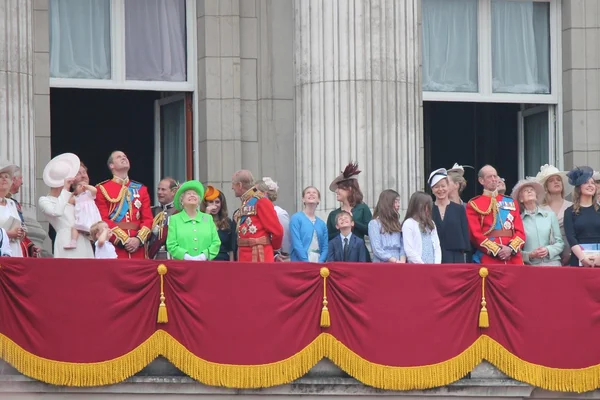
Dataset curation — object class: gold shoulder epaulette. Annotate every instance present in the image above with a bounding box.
[96,179,110,187]
[468,196,495,216]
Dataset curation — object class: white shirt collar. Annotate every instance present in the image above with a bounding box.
[340,232,353,242]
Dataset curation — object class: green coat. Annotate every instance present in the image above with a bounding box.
[166,211,221,260]
[327,203,373,241]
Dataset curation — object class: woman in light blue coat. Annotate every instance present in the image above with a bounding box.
[290,186,328,262]
[512,178,564,266]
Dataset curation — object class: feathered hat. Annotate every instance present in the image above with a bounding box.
[447,163,474,177]
[567,166,594,187]
[329,162,361,192]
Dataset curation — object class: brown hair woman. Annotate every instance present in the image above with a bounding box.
[401,191,441,264]
[201,186,235,261]
[326,162,372,242]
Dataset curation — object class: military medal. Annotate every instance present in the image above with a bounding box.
[249,225,257,234]
[134,199,142,209]
[241,226,248,235]
[503,221,512,230]
[246,217,252,225]
[136,211,141,219]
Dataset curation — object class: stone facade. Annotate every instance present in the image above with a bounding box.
[5,0,600,222]
[197,0,295,214]
[562,0,600,170]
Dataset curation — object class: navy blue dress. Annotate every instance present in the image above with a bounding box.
[214,218,236,261]
[432,202,470,264]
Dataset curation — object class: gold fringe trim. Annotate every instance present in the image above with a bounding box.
[2,331,600,392]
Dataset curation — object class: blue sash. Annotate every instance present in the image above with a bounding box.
[109,182,142,222]
[238,196,259,228]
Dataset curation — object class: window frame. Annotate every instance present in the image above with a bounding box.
[422,0,560,104]
[50,0,197,92]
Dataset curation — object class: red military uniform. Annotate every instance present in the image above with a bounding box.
[233,187,283,262]
[95,177,153,259]
[466,191,526,265]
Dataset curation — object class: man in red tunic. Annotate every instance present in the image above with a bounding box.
[466,165,526,265]
[232,170,283,262]
[95,151,153,259]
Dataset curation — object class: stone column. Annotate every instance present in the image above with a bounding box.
[0,0,36,208]
[294,0,422,215]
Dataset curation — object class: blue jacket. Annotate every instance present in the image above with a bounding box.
[327,234,369,262]
[290,212,329,262]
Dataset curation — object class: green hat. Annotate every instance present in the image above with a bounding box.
[174,180,205,211]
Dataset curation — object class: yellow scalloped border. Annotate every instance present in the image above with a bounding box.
[1,332,600,392]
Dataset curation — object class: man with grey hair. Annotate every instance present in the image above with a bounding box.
[6,165,44,257]
[466,165,525,265]
[231,170,283,262]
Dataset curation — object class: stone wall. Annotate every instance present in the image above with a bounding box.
[197,0,296,213]
[562,0,600,170]
[2,359,597,399]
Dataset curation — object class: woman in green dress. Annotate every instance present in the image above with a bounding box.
[326,162,372,242]
[166,180,221,261]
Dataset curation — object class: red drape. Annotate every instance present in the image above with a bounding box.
[1,259,600,392]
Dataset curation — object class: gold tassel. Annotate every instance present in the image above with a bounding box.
[157,264,168,324]
[320,267,330,328]
[479,267,489,328]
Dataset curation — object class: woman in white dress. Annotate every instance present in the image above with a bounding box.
[0,161,25,257]
[38,153,94,258]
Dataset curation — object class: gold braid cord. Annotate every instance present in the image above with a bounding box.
[469,198,498,236]
[157,264,168,324]
[320,267,330,328]
[98,184,128,204]
[478,268,489,328]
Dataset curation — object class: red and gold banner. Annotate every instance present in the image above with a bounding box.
[1,259,599,392]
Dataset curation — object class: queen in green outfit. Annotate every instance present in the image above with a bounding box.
[166,180,221,261]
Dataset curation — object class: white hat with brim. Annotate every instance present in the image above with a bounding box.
[511,178,545,204]
[535,164,572,194]
[43,153,80,188]
[0,160,17,178]
[428,168,448,188]
[594,170,600,181]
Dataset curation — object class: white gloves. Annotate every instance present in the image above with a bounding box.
[184,253,208,261]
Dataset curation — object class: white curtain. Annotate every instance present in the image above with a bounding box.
[492,1,550,94]
[125,0,187,81]
[161,100,187,182]
[422,0,478,92]
[49,0,111,79]
[524,111,549,177]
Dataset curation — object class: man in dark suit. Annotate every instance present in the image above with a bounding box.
[327,211,368,262]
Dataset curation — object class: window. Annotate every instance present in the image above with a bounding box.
[422,0,478,92]
[491,1,550,94]
[49,0,112,79]
[49,0,195,91]
[422,0,558,103]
